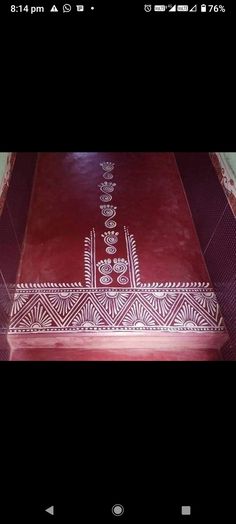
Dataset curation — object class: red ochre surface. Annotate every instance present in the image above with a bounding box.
[18,153,209,284]
[8,153,228,360]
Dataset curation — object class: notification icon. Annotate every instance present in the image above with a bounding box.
[62,3,71,12]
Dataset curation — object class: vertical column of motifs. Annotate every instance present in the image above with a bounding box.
[99,162,118,255]
[97,162,129,286]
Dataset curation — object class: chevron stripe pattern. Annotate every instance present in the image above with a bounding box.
[8,283,225,334]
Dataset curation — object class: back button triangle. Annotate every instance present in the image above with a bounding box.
[45,506,54,516]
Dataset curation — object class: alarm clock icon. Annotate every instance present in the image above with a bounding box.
[144,4,152,12]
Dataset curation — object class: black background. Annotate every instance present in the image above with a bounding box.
[0,1,235,521]
[1,363,235,521]
[1,0,235,150]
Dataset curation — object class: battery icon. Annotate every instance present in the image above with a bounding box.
[154,5,166,10]
[177,5,188,10]
[201,4,207,11]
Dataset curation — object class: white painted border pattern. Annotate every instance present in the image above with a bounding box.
[8,160,226,335]
[9,283,224,334]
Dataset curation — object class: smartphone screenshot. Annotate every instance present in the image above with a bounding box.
[0,0,235,522]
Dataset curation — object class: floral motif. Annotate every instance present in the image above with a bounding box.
[96,291,130,318]
[48,292,78,316]
[10,293,29,315]
[143,291,178,317]
[102,231,119,245]
[72,301,105,327]
[122,300,156,327]
[98,181,116,193]
[192,291,218,317]
[174,303,209,327]
[18,302,52,329]
[100,162,115,172]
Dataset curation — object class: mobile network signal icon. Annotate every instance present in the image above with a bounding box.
[189,4,197,10]
[168,4,176,11]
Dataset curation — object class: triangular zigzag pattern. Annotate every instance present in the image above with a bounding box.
[8,285,225,334]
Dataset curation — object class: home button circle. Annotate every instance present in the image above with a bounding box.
[112,504,124,516]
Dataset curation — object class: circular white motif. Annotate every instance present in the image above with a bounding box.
[106,246,117,254]
[105,219,117,228]
[184,321,196,328]
[100,205,116,217]
[98,262,113,274]
[81,321,96,327]
[102,231,119,246]
[100,194,112,202]
[99,181,116,193]
[100,275,113,285]
[113,262,127,273]
[117,275,129,285]
[106,236,117,245]
[103,172,113,179]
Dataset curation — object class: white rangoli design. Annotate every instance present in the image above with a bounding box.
[100,162,115,179]
[96,255,129,286]
[8,226,225,334]
[10,292,29,315]
[122,300,156,327]
[102,230,119,254]
[113,258,129,285]
[174,303,209,328]
[84,228,96,287]
[192,291,218,317]
[100,205,117,228]
[100,162,115,172]
[98,181,116,202]
[143,291,178,317]
[7,161,226,336]
[18,302,52,330]
[99,162,120,255]
[48,292,79,316]
[72,301,105,328]
[97,259,113,285]
[95,291,130,318]
[102,172,114,180]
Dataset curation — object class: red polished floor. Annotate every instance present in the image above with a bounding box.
[8,153,228,360]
